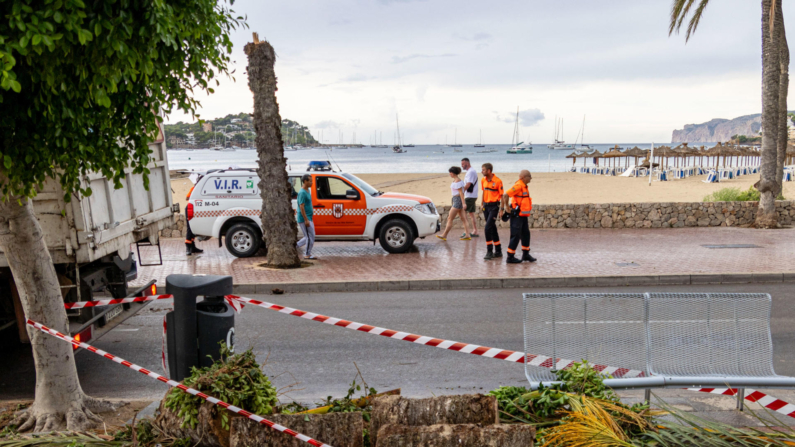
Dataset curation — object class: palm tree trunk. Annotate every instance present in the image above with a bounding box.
[775,0,789,198]
[245,39,302,268]
[0,194,114,431]
[756,0,782,228]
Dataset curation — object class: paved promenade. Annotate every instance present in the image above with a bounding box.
[132,227,795,291]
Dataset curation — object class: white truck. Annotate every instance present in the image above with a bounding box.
[0,124,178,347]
[186,166,441,257]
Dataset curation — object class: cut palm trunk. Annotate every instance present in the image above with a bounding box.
[244,35,302,267]
[374,424,535,447]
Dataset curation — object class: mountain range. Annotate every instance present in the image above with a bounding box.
[671,114,762,143]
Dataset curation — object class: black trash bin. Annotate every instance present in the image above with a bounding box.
[165,274,234,381]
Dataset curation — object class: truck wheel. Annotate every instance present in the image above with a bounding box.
[378,219,414,254]
[225,224,261,258]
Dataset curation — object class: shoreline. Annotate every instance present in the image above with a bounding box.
[170,171,794,210]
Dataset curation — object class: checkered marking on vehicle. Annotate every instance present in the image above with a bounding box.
[194,209,260,218]
[313,205,415,216]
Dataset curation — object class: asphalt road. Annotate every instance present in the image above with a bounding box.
[3,283,795,407]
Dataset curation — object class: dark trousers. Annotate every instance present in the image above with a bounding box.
[483,203,501,246]
[185,219,195,244]
[507,215,530,255]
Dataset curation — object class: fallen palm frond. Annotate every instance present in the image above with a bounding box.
[0,431,126,447]
[639,398,795,446]
[540,394,652,447]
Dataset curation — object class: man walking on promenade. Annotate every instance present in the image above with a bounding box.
[296,174,316,259]
[461,158,480,238]
[480,163,504,260]
[503,170,536,264]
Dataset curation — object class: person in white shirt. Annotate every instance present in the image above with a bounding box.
[437,166,472,241]
[460,158,479,238]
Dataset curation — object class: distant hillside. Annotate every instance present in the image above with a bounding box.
[163,113,317,148]
[672,114,761,143]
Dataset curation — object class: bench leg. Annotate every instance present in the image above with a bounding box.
[644,388,651,404]
[737,388,745,411]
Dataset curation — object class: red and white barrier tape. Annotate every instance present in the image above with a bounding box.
[26,319,331,447]
[689,388,795,419]
[66,294,795,419]
[227,295,646,378]
[64,295,174,309]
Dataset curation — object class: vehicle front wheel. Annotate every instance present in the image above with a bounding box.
[378,219,414,254]
[225,223,262,258]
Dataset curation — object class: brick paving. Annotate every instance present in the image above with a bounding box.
[131,227,795,288]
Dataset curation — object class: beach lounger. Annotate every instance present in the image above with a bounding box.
[703,170,718,183]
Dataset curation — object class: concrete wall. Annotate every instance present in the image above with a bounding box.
[438,201,795,229]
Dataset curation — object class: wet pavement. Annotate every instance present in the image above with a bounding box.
[132,227,795,288]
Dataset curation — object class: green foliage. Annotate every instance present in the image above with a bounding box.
[317,378,377,419]
[163,115,317,148]
[0,0,246,201]
[703,187,770,202]
[164,344,277,430]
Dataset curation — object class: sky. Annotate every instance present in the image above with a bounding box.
[165,0,795,145]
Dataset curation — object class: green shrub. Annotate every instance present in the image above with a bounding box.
[164,344,277,430]
[703,186,784,202]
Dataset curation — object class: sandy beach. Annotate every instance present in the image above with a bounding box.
[171,172,795,209]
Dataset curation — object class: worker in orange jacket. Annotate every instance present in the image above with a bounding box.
[502,170,536,264]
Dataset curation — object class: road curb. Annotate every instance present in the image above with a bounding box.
[231,272,795,294]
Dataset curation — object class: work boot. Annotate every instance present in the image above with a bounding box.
[191,242,204,254]
[522,252,537,263]
[483,247,494,260]
[506,254,522,264]
[185,243,193,256]
[493,247,503,258]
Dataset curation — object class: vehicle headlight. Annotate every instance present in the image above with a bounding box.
[414,203,436,215]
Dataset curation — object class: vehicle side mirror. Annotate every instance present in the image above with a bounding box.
[346,189,359,200]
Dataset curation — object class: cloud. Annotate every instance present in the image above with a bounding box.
[452,32,492,42]
[391,53,457,64]
[315,120,343,129]
[416,85,428,102]
[495,109,546,127]
[378,0,427,4]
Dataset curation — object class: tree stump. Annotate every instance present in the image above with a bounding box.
[154,398,238,447]
[370,394,497,447]
[230,412,363,447]
[375,424,535,447]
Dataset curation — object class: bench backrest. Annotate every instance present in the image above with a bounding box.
[524,293,774,384]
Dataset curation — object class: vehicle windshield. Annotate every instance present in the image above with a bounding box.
[341,173,380,196]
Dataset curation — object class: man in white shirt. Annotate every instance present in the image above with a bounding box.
[460,158,480,238]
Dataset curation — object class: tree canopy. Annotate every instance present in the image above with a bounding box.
[0,0,246,200]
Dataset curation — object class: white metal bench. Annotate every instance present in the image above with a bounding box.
[524,293,793,397]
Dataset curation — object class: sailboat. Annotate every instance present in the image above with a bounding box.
[474,129,485,148]
[393,114,407,153]
[548,117,574,150]
[573,115,594,152]
[507,107,533,154]
[449,127,462,147]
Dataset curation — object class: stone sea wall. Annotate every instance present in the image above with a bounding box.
[438,201,795,229]
[160,201,795,238]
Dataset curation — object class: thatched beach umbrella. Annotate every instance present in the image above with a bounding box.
[672,143,698,167]
[589,150,604,167]
[602,146,625,168]
[650,145,674,169]
[623,147,649,168]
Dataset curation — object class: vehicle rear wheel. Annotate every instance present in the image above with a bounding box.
[378,219,414,254]
[225,223,261,258]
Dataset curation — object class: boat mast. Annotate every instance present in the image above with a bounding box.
[395,113,402,148]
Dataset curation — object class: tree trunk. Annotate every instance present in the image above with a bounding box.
[375,424,535,447]
[775,0,789,197]
[370,394,498,447]
[756,0,782,228]
[230,412,364,447]
[0,194,116,431]
[245,39,302,268]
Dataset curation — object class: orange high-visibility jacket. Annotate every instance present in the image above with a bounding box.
[507,180,532,216]
[481,176,504,203]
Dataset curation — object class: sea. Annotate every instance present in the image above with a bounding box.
[166,143,720,174]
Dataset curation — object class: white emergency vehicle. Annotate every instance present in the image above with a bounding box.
[186,165,440,257]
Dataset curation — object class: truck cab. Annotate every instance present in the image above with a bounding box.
[187,166,440,257]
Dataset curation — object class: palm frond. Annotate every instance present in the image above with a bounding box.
[669,0,711,42]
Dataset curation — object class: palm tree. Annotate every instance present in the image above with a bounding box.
[670,0,788,228]
[245,37,302,268]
